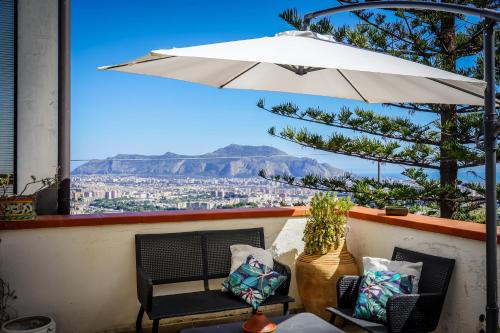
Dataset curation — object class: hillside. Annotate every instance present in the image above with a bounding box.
[72,144,343,178]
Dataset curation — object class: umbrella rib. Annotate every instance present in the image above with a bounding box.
[99,56,175,70]
[219,62,261,88]
[337,69,369,103]
[427,78,500,106]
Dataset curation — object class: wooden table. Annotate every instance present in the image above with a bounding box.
[180,312,345,333]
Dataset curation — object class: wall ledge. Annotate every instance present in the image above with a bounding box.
[349,206,498,243]
[0,206,309,230]
[0,206,496,244]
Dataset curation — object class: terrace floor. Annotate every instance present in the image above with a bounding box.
[116,310,365,333]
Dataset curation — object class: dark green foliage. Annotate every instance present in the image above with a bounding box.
[261,1,500,221]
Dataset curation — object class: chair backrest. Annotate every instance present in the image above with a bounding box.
[391,247,455,294]
[135,228,265,287]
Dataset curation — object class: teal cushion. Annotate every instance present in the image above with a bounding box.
[353,270,414,323]
[222,255,287,309]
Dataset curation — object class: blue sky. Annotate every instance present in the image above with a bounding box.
[70,0,479,178]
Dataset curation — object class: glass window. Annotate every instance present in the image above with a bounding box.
[0,0,16,193]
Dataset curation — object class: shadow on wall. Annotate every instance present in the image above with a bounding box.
[270,217,307,307]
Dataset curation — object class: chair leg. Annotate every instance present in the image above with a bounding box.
[152,319,159,333]
[135,306,144,333]
[283,302,289,316]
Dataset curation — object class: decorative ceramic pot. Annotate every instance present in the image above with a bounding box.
[385,206,409,216]
[242,310,276,333]
[1,315,56,333]
[0,196,36,221]
[295,238,358,320]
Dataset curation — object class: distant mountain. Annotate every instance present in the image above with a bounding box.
[72,144,344,178]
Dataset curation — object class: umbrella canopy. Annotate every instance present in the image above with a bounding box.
[100,30,491,105]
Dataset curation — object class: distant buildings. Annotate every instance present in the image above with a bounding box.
[70,175,319,214]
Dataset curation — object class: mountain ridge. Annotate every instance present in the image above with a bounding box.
[72,144,343,178]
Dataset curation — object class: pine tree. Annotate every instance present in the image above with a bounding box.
[258,1,500,221]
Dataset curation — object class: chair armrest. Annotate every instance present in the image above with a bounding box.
[273,259,291,296]
[337,275,362,309]
[136,266,153,312]
[387,292,443,333]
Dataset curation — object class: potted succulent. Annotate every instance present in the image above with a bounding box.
[295,192,358,320]
[0,174,59,221]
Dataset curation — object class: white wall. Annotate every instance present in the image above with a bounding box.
[346,218,492,333]
[0,217,307,333]
[17,0,59,193]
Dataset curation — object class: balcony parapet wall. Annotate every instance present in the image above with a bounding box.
[0,206,495,332]
[0,206,496,243]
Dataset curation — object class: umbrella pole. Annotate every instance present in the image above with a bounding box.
[483,19,498,333]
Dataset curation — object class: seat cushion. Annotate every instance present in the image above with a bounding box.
[326,307,388,333]
[149,289,294,320]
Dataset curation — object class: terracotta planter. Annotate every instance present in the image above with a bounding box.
[0,196,36,221]
[295,238,358,320]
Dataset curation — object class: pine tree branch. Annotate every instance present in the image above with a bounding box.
[340,4,441,55]
[260,100,480,145]
[456,105,482,113]
[258,100,441,145]
[268,127,440,169]
[269,124,487,170]
[258,169,487,206]
[385,103,481,115]
[454,27,483,55]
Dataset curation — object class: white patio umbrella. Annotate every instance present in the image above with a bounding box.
[99,30,494,106]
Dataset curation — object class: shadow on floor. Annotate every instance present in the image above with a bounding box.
[117,311,366,333]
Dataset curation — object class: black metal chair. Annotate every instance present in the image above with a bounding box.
[135,228,294,333]
[326,247,455,333]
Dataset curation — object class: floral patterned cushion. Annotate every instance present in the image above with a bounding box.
[222,255,287,309]
[353,270,414,323]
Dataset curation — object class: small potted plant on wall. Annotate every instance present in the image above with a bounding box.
[0,174,59,221]
[295,192,358,320]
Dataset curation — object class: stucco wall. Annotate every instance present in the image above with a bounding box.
[0,217,307,333]
[17,0,59,193]
[346,218,492,333]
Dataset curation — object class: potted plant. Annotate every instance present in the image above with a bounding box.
[1,277,56,333]
[0,278,17,325]
[295,192,358,320]
[0,174,59,221]
[1,316,56,333]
